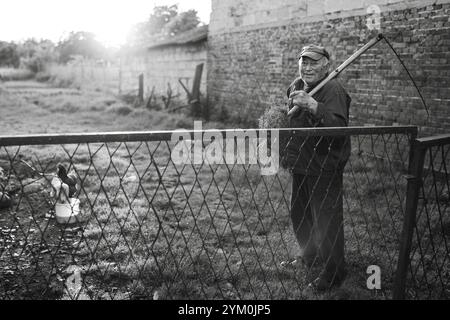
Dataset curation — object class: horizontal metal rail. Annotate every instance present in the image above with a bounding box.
[415,133,450,148]
[0,126,418,146]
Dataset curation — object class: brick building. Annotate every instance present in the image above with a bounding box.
[206,0,450,135]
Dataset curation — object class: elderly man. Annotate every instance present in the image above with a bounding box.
[285,45,351,291]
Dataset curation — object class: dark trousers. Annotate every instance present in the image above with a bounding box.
[290,173,346,277]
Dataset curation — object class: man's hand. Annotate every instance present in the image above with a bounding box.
[288,90,318,116]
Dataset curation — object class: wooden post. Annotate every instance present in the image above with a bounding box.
[146,86,155,109]
[191,63,203,116]
[118,57,122,95]
[138,73,144,105]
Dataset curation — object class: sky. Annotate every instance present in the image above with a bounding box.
[0,0,211,47]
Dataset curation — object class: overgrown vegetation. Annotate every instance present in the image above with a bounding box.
[127,4,201,47]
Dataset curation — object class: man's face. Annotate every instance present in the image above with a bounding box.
[299,56,329,85]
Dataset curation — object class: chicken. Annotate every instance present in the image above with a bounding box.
[50,176,70,204]
[57,163,78,198]
[0,191,11,209]
[50,163,79,204]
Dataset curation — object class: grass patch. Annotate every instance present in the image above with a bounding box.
[0,68,35,81]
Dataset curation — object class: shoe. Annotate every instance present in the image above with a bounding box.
[280,257,299,268]
[280,256,318,269]
[308,269,347,292]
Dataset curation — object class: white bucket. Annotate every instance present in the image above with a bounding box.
[55,198,81,224]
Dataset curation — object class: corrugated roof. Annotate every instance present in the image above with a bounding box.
[147,25,208,49]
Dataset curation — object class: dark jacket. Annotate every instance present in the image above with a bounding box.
[285,76,352,176]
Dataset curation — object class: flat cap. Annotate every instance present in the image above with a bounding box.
[299,45,330,61]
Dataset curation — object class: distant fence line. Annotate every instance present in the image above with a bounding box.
[46,58,203,104]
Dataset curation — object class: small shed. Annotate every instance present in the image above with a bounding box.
[142,25,208,101]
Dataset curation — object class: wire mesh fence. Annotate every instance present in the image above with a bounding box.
[0,126,424,300]
[395,134,450,300]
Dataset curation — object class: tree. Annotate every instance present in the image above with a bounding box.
[127,5,201,47]
[164,10,200,37]
[148,4,179,36]
[17,39,58,72]
[0,41,20,68]
[57,31,106,63]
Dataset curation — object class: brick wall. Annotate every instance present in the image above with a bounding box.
[210,0,407,34]
[207,0,450,136]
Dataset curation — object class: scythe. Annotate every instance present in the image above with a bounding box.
[287,33,429,119]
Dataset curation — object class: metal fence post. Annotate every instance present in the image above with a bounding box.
[393,140,426,299]
[407,128,418,174]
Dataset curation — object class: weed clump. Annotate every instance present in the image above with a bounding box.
[107,103,133,116]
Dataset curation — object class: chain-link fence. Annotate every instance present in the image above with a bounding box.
[394,134,450,300]
[0,126,424,300]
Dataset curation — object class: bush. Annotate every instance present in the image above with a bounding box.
[119,92,138,105]
[0,41,20,68]
[21,56,45,73]
[35,71,51,82]
[107,103,133,116]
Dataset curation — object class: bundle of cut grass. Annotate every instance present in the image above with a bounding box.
[258,105,291,170]
[258,105,289,129]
